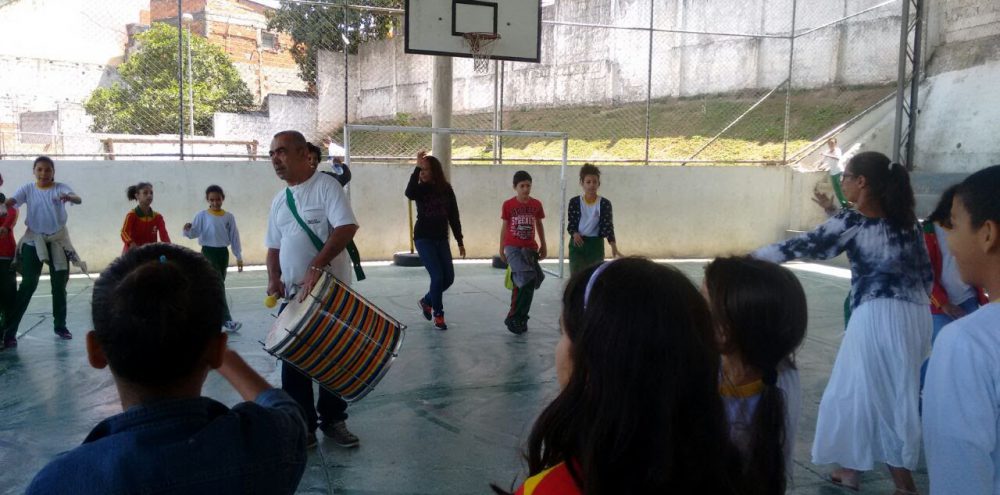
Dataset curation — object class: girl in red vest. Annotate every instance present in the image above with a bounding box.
[121,182,170,252]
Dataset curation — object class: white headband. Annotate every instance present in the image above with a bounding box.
[584,260,615,309]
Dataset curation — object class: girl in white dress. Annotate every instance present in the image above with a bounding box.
[753,151,932,494]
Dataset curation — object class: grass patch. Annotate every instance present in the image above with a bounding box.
[338,85,891,164]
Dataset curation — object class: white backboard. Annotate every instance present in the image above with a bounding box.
[405,0,542,63]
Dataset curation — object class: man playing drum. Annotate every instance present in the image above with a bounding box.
[265,130,361,449]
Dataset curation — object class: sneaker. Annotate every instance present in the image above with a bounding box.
[418,299,432,321]
[222,321,243,333]
[2,337,14,349]
[433,314,448,331]
[505,317,526,335]
[54,327,73,340]
[306,431,318,449]
[320,420,360,448]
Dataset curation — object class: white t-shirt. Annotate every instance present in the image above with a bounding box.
[184,210,242,260]
[11,182,75,236]
[266,171,357,295]
[924,303,1000,495]
[578,196,601,237]
[822,146,843,175]
[934,224,978,305]
[722,362,801,482]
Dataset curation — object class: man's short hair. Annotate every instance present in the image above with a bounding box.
[273,130,308,149]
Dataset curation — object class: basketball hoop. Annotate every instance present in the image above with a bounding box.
[462,32,500,74]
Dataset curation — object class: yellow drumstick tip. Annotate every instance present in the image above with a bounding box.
[264,294,278,308]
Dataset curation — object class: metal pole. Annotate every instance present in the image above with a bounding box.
[493,59,499,165]
[905,0,924,168]
[343,2,349,135]
[177,0,185,160]
[892,0,912,164]
[558,136,568,279]
[498,61,505,164]
[187,24,194,136]
[644,0,654,166]
[782,0,797,165]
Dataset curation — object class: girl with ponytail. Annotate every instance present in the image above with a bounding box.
[705,257,807,495]
[752,151,932,494]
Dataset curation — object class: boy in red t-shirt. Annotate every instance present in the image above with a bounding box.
[0,173,19,349]
[499,171,547,334]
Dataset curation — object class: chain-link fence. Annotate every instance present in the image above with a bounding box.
[0,0,909,164]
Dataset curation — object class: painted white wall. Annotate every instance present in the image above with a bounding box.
[914,60,1000,173]
[0,159,826,272]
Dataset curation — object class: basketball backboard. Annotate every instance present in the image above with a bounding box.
[404,0,542,63]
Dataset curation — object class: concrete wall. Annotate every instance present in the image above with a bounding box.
[0,56,116,127]
[317,0,904,122]
[914,60,1000,173]
[0,160,826,272]
[214,93,318,147]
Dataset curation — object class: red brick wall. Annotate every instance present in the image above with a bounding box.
[150,0,207,21]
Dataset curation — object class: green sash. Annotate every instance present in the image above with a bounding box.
[284,188,366,280]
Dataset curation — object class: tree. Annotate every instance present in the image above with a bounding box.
[267,0,401,91]
[85,23,255,136]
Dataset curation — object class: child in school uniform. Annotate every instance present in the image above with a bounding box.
[500,171,547,335]
[121,182,170,252]
[183,185,243,333]
[923,165,1000,495]
[567,163,619,275]
[0,173,19,349]
[26,244,307,494]
[705,256,808,495]
[4,156,84,341]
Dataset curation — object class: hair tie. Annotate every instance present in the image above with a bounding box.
[158,255,167,264]
[762,368,778,386]
[584,261,615,309]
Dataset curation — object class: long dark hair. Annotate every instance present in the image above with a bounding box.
[502,258,739,494]
[926,184,959,228]
[705,256,808,495]
[847,151,917,228]
[423,154,451,193]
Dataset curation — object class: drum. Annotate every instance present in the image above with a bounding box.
[263,270,405,402]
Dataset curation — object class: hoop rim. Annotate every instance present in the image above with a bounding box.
[461,32,501,41]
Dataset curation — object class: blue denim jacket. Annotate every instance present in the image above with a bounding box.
[26,389,307,495]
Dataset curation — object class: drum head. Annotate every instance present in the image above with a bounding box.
[264,293,317,351]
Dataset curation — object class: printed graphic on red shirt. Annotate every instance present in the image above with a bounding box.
[502,197,545,249]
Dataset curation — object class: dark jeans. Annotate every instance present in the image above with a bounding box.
[414,238,455,316]
[278,303,348,432]
[6,243,68,334]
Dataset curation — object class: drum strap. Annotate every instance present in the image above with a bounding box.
[285,188,367,281]
[285,188,326,252]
